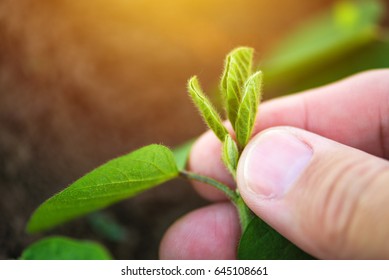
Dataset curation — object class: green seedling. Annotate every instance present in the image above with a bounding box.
[26,47,311,259]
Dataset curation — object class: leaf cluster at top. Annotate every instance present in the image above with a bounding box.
[188,47,262,176]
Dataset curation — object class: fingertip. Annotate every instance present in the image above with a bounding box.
[159,203,240,260]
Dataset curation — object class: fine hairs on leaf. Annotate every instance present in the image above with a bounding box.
[26,46,312,260]
[235,71,263,148]
[221,134,239,179]
[220,47,254,128]
[187,76,228,142]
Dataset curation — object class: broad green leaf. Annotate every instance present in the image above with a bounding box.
[27,144,178,233]
[220,47,254,127]
[188,76,228,141]
[238,217,313,260]
[20,236,112,260]
[222,135,239,178]
[172,140,194,170]
[235,71,262,148]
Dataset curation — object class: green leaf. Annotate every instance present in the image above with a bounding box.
[238,217,313,260]
[27,144,178,233]
[172,140,194,170]
[188,76,228,141]
[235,71,262,148]
[20,236,112,260]
[220,47,254,127]
[221,134,239,178]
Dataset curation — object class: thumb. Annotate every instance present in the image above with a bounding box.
[237,127,389,259]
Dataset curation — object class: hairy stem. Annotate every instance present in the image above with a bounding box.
[234,192,253,231]
[180,170,253,230]
[180,170,238,202]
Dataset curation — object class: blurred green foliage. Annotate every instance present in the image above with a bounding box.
[263,0,388,94]
[87,212,128,243]
[20,236,112,260]
[173,140,195,170]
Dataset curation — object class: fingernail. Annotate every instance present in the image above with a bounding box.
[240,129,313,199]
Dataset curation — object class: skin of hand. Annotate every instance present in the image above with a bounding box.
[159,69,389,260]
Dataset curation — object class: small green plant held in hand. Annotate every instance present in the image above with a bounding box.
[26,47,312,259]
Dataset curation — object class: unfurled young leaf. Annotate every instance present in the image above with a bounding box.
[27,145,178,233]
[222,134,239,178]
[188,76,228,142]
[20,236,112,260]
[220,47,254,127]
[235,71,263,148]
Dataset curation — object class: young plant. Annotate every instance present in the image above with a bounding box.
[26,47,311,259]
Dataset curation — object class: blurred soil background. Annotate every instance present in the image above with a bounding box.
[1,0,385,259]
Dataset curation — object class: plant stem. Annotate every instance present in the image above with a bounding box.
[180,170,238,203]
[180,170,253,231]
[234,192,253,231]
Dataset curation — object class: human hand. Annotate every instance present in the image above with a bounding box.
[160,70,389,259]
